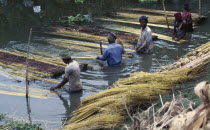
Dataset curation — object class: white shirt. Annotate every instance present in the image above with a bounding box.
[136,26,154,53]
[64,61,83,91]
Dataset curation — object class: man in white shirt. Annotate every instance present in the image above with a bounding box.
[50,53,83,92]
[136,16,154,54]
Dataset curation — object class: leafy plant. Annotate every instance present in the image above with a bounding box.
[0,114,6,120]
[59,14,93,25]
[74,0,85,3]
[0,121,44,130]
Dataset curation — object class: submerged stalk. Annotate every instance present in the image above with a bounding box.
[100,41,103,55]
[26,28,32,98]
[162,0,169,30]
[199,0,202,17]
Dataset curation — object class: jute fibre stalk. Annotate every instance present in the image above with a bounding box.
[26,28,32,98]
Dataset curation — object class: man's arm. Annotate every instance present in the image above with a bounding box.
[122,47,125,54]
[96,49,109,61]
[117,39,124,47]
[50,77,69,90]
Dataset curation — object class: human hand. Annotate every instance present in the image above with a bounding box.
[116,38,122,43]
[135,46,139,51]
[96,56,100,60]
[116,38,123,46]
[50,86,57,91]
[172,36,175,40]
[135,46,142,51]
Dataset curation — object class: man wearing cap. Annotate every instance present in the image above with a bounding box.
[136,16,154,54]
[96,32,124,66]
[50,52,83,92]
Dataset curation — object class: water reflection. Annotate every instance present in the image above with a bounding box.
[139,54,153,72]
[23,0,34,7]
[101,65,125,86]
[54,91,83,123]
[0,0,7,6]
[26,97,32,123]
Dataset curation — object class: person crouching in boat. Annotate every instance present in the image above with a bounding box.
[50,51,83,92]
[96,32,124,66]
[172,12,186,41]
[135,16,154,54]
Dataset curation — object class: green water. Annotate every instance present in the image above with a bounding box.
[0,0,209,129]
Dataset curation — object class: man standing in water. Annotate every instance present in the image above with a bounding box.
[172,12,186,41]
[50,52,83,92]
[96,32,124,66]
[182,3,193,32]
[136,16,154,54]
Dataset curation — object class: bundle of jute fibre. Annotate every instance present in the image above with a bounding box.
[160,41,210,71]
[170,81,210,130]
[113,67,201,87]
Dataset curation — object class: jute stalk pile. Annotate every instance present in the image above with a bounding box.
[160,41,210,71]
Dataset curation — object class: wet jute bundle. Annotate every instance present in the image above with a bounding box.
[170,81,210,130]
[160,41,210,71]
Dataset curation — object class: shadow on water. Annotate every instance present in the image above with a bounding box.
[26,98,32,123]
[0,0,210,129]
[138,54,153,72]
[100,65,126,87]
[53,91,83,122]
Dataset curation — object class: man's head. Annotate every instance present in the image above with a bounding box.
[139,16,148,28]
[174,12,182,22]
[184,3,191,11]
[62,57,72,64]
[107,32,117,43]
[59,50,72,64]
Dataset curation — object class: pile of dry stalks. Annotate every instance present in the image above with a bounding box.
[170,81,210,130]
[125,94,195,130]
[125,81,210,130]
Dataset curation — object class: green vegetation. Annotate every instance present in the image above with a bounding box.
[0,114,44,130]
[59,14,93,25]
[0,122,43,130]
[0,114,5,120]
[75,0,85,3]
